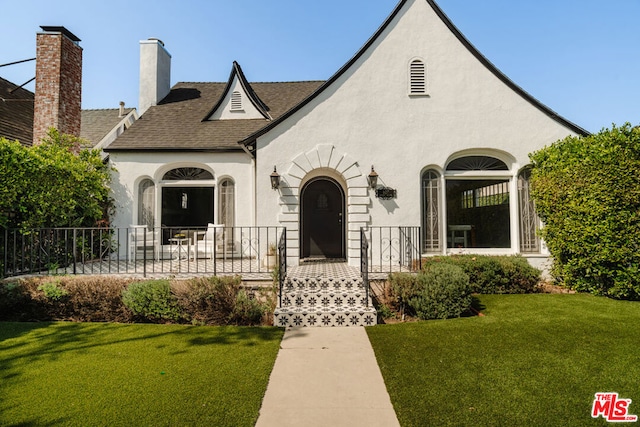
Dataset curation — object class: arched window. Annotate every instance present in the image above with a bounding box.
[518,168,540,252]
[422,170,441,252]
[445,155,511,249]
[409,59,426,95]
[219,178,235,228]
[162,167,213,181]
[138,179,155,228]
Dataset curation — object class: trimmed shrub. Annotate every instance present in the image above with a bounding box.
[229,289,267,326]
[408,264,472,320]
[122,279,181,323]
[421,255,540,294]
[0,281,31,320]
[530,123,640,300]
[174,276,268,326]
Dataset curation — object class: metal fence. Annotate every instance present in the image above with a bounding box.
[1,226,285,279]
[361,226,422,275]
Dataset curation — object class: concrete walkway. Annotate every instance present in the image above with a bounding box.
[255,327,400,427]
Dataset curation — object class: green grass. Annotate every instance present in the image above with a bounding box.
[0,322,283,427]
[367,294,640,426]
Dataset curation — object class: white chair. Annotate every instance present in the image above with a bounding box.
[128,225,159,261]
[191,223,225,259]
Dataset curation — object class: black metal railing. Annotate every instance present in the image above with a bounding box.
[277,228,287,307]
[360,227,370,307]
[361,226,422,274]
[1,226,285,279]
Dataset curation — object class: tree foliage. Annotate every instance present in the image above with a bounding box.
[0,129,113,229]
[530,123,640,300]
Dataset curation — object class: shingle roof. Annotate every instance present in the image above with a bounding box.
[0,77,34,145]
[105,80,324,151]
[80,108,135,148]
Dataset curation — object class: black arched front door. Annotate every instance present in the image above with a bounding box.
[300,177,345,259]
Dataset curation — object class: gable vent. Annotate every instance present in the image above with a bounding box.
[230,91,242,110]
[409,59,426,95]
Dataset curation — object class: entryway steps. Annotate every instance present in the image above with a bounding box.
[274,263,377,327]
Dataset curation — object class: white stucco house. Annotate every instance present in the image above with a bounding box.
[105,0,587,271]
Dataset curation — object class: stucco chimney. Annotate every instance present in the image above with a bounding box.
[139,38,171,115]
[119,101,125,118]
[33,26,82,145]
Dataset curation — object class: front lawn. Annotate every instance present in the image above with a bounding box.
[367,294,640,426]
[0,322,283,426]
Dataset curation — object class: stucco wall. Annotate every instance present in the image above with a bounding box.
[254,0,580,265]
[109,151,253,229]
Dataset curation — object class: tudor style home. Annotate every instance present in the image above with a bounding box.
[105,0,587,273]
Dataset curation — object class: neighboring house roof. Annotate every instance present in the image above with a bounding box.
[0,76,34,145]
[238,0,589,148]
[105,79,323,152]
[80,108,137,149]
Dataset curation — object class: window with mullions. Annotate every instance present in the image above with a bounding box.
[421,170,440,252]
[138,179,155,228]
[518,168,540,253]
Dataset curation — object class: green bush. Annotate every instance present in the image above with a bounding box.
[229,289,267,326]
[408,264,472,320]
[37,280,69,301]
[421,255,540,294]
[122,279,181,322]
[0,282,30,320]
[530,123,640,300]
[174,276,268,326]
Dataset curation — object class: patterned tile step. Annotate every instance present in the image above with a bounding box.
[280,291,370,309]
[284,277,365,292]
[274,308,377,327]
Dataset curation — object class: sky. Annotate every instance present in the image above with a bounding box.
[2,0,639,133]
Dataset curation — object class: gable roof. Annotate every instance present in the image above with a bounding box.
[0,76,34,145]
[105,80,323,152]
[239,0,588,148]
[203,61,271,121]
[80,108,136,148]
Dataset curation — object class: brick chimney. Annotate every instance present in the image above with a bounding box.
[33,26,82,145]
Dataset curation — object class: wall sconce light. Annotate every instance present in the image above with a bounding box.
[367,166,379,189]
[270,166,281,189]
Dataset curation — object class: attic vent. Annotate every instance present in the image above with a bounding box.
[230,91,242,111]
[409,59,426,95]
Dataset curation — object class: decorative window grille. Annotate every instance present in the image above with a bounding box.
[446,156,508,171]
[162,167,213,181]
[422,170,440,252]
[518,169,540,253]
[138,179,155,228]
[219,178,235,228]
[409,59,426,95]
[230,91,242,111]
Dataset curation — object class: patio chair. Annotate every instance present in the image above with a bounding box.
[191,223,225,259]
[128,225,159,261]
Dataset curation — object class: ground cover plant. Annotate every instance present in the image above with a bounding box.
[367,294,640,426]
[0,322,283,426]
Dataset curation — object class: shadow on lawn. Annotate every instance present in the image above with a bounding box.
[0,322,282,392]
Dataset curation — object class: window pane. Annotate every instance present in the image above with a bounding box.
[219,179,235,227]
[422,170,440,251]
[138,179,155,228]
[446,179,511,248]
[518,169,540,252]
